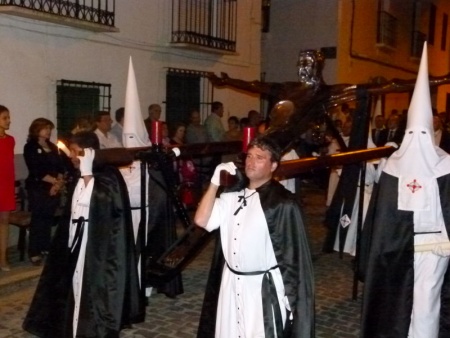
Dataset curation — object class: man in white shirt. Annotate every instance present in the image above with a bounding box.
[110,107,124,142]
[94,111,123,149]
[195,136,314,337]
[204,101,226,142]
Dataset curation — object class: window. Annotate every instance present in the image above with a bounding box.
[410,0,427,58]
[171,0,237,52]
[56,80,111,139]
[428,3,437,45]
[376,1,397,49]
[165,69,213,127]
[442,14,448,51]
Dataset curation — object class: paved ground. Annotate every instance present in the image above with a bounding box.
[0,181,363,337]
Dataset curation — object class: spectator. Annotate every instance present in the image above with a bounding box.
[240,117,250,130]
[195,136,314,337]
[371,115,386,147]
[161,122,171,146]
[93,111,122,148]
[169,122,186,146]
[0,105,14,271]
[248,109,262,128]
[144,103,162,137]
[385,114,404,145]
[70,116,95,135]
[24,118,65,265]
[434,114,450,153]
[185,108,208,144]
[223,116,242,141]
[204,101,225,142]
[110,107,125,143]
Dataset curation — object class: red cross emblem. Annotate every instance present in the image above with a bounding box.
[406,179,422,193]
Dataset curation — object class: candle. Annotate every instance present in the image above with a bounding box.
[242,127,256,153]
[151,121,162,145]
[57,140,71,157]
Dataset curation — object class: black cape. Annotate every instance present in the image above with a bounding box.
[23,166,144,338]
[197,179,315,338]
[359,172,450,338]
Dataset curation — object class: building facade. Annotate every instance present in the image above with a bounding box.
[262,0,450,116]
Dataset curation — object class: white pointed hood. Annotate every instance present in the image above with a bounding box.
[383,43,450,211]
[123,57,152,148]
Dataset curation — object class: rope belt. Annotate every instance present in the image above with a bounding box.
[414,231,442,235]
[226,262,283,337]
[70,217,87,252]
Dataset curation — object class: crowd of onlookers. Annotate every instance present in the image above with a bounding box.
[0,102,270,270]
[3,99,450,271]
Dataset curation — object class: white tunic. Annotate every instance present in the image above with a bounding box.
[120,161,149,289]
[68,178,95,338]
[205,188,289,338]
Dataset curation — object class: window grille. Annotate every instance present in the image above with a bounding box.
[56,80,111,140]
[171,0,237,52]
[165,68,213,127]
[0,0,116,28]
[377,10,397,49]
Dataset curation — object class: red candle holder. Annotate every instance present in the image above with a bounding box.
[242,127,256,153]
[151,121,162,145]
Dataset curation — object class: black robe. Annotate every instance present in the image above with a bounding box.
[359,172,450,338]
[197,179,315,338]
[23,166,144,338]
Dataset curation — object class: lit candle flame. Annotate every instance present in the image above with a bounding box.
[57,140,70,157]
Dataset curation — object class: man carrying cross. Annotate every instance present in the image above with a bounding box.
[194,136,314,338]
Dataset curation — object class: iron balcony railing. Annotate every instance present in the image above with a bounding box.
[171,0,237,52]
[0,0,116,27]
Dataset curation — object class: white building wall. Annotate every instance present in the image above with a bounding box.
[261,0,339,84]
[0,0,262,156]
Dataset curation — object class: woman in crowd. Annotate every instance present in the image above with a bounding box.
[0,105,15,271]
[24,118,65,265]
[223,115,242,141]
[169,122,186,145]
[169,122,198,207]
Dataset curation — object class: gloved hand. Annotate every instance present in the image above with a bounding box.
[385,141,399,149]
[431,244,450,257]
[211,162,237,186]
[78,148,95,176]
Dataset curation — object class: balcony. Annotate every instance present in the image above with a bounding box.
[171,0,237,54]
[0,0,118,32]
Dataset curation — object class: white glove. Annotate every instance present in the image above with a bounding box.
[385,141,399,149]
[211,162,237,186]
[78,148,95,176]
[431,244,450,257]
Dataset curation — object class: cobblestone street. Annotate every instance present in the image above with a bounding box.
[0,181,363,337]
